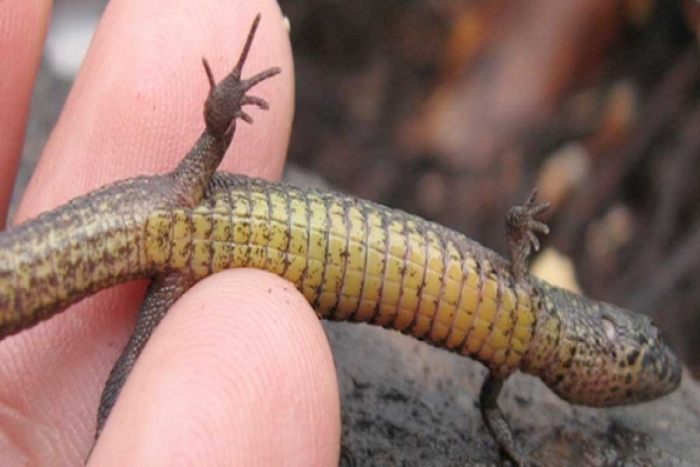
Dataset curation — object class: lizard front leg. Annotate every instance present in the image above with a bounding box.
[479,188,550,466]
[479,374,530,467]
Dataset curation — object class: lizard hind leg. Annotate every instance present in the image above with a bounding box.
[171,13,281,208]
[93,272,195,444]
[201,13,281,141]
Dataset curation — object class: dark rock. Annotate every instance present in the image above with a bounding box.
[325,321,700,467]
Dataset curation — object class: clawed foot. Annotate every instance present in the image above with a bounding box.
[202,14,282,139]
[505,188,550,283]
[506,188,550,254]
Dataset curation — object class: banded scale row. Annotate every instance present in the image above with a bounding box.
[143,173,537,375]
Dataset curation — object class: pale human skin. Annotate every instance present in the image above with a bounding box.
[0,0,340,465]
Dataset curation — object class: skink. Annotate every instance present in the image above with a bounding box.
[0,15,681,466]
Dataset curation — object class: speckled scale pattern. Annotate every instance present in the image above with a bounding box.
[0,133,229,340]
[143,173,538,375]
[0,176,171,337]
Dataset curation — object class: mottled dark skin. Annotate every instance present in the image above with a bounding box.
[0,14,682,467]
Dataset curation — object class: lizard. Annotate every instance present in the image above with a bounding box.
[0,14,682,466]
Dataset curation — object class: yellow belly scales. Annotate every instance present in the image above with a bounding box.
[143,174,536,375]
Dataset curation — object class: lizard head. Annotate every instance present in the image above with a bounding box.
[522,280,681,407]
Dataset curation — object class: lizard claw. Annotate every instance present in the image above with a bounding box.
[241,94,270,110]
[507,187,551,253]
[506,187,551,282]
[202,13,281,139]
[526,230,541,252]
[238,111,254,124]
[522,188,552,222]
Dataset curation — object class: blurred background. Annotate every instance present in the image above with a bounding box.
[14,0,700,381]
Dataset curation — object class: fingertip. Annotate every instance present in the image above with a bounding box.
[92,270,340,466]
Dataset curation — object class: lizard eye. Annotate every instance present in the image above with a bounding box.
[602,316,617,341]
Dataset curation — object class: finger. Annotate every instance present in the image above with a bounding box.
[0,1,51,226]
[90,270,341,466]
[0,0,293,464]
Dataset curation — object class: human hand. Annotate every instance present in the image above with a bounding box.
[0,1,340,465]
